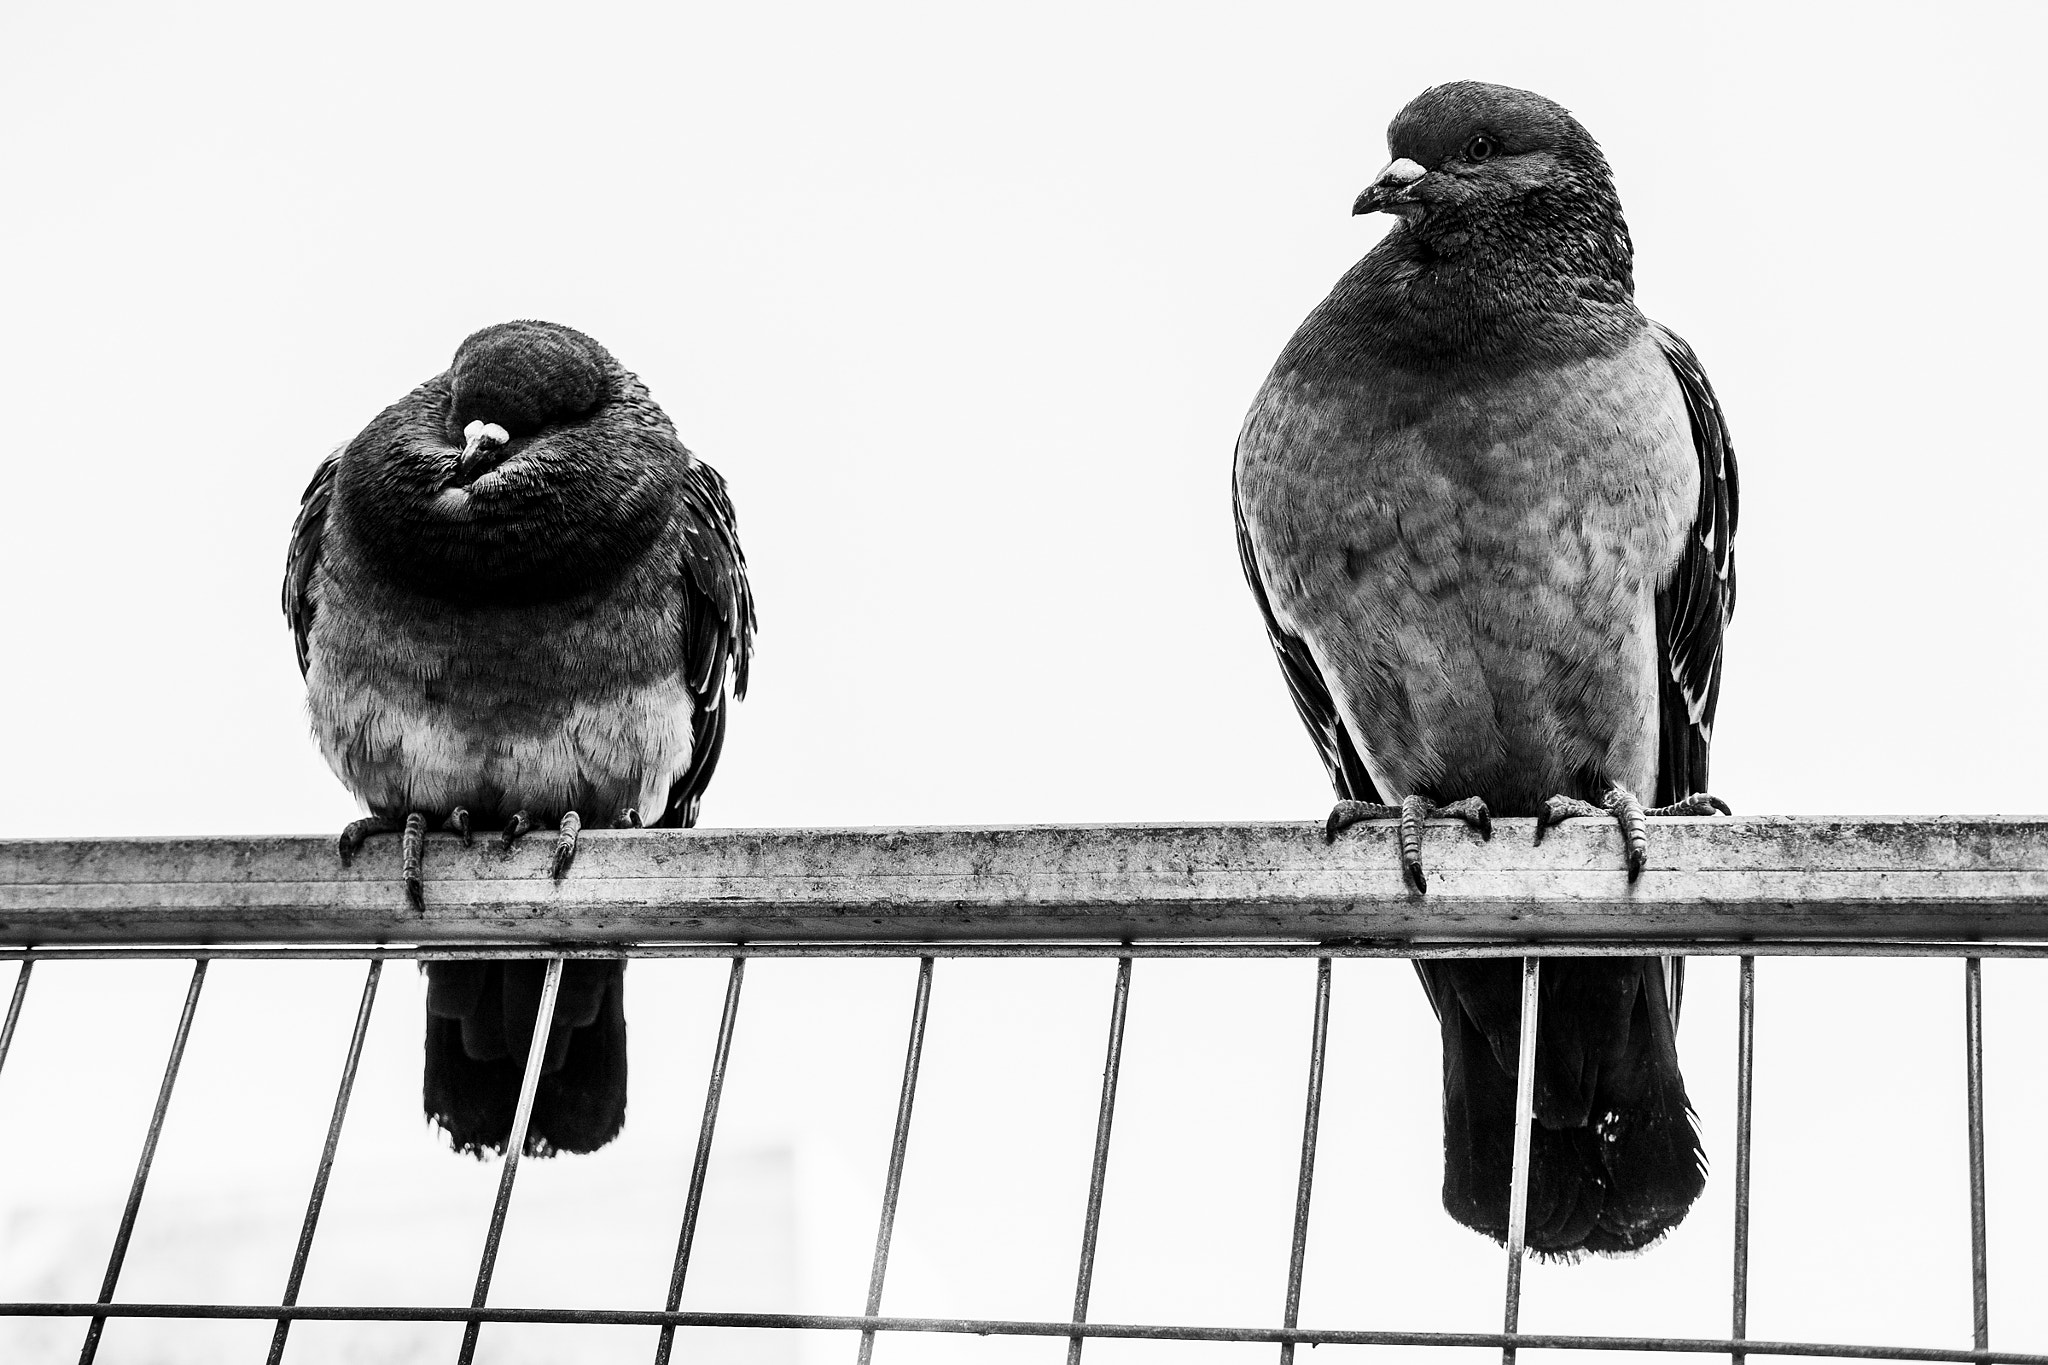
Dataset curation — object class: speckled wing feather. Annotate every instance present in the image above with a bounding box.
[657,456,756,829]
[1231,462,1383,806]
[1649,324,1738,808]
[282,449,342,677]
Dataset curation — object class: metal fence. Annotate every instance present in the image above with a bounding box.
[1,817,2044,1364]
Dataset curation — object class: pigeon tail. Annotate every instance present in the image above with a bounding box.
[422,959,627,1157]
[1427,957,1704,1257]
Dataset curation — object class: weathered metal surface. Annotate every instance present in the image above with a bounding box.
[1,818,2045,947]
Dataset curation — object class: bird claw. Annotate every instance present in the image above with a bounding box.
[1396,793,1492,895]
[401,812,428,911]
[1325,799,1400,844]
[1434,796,1494,842]
[337,815,400,866]
[500,810,533,851]
[611,808,643,830]
[335,814,429,908]
[443,807,473,846]
[1326,795,1489,896]
[1647,793,1732,819]
[1535,787,1726,882]
[551,812,582,881]
[1533,795,1607,846]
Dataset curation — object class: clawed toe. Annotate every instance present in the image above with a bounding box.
[611,808,643,830]
[1326,795,1490,896]
[1648,793,1732,819]
[1325,799,1400,844]
[337,815,399,865]
[1434,796,1493,841]
[336,813,429,909]
[1534,785,1725,881]
[500,810,533,851]
[443,807,473,846]
[401,812,428,911]
[1534,794,1607,845]
[550,812,582,880]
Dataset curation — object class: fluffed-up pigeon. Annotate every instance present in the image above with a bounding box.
[1233,82,1736,1254]
[284,320,755,1155]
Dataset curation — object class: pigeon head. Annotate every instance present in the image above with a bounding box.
[444,320,611,486]
[1352,81,1631,287]
[332,320,685,605]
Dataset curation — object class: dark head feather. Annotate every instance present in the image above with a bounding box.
[329,320,684,607]
[1374,81,1631,290]
[1287,81,1642,371]
[447,320,609,444]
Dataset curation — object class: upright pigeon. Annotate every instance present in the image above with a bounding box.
[1233,83,1736,1253]
[284,320,755,1155]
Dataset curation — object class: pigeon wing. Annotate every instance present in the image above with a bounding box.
[282,448,342,678]
[1649,323,1739,808]
[655,456,756,829]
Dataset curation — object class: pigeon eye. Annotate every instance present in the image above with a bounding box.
[1465,134,1499,162]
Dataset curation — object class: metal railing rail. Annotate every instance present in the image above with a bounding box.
[1,816,2044,1365]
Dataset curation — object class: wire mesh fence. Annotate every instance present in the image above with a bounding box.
[0,818,2042,1364]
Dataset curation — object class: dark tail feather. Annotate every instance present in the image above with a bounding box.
[1425,957,1705,1256]
[423,959,627,1157]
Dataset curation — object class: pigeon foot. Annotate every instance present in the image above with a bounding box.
[1534,787,1732,880]
[337,812,430,910]
[1326,794,1492,894]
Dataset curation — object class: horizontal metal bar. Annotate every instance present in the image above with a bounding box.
[4,1303,2046,1363]
[4,818,2045,948]
[5,939,2048,963]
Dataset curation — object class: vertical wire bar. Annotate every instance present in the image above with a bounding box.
[653,956,748,1365]
[1277,958,1334,1365]
[1965,956,1989,1350]
[79,959,208,1365]
[456,956,565,1365]
[267,959,383,1365]
[0,957,33,1083]
[1732,956,1755,1365]
[857,956,935,1365]
[1500,956,1540,1365]
[1066,955,1134,1365]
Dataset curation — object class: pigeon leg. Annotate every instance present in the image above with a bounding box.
[550,811,582,881]
[1535,786,1732,880]
[443,807,473,846]
[611,808,643,830]
[338,813,430,910]
[500,810,534,851]
[1327,794,1492,894]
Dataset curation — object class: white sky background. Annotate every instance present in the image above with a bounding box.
[2,0,2046,1362]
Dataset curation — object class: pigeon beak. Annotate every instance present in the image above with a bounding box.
[449,420,511,487]
[1353,158,1428,222]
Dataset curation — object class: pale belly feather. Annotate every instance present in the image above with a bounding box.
[303,571,695,825]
